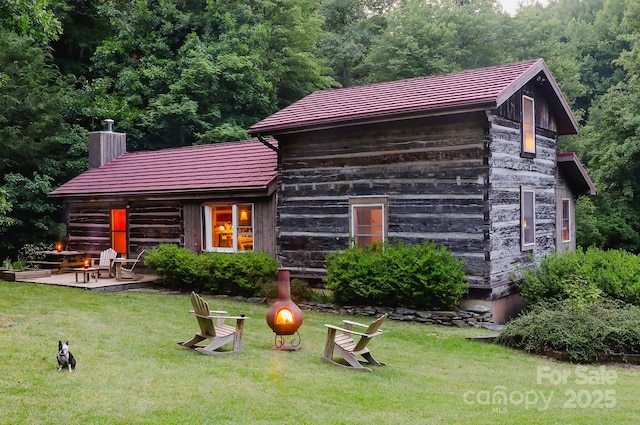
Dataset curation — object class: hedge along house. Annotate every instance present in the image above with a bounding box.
[249,58,596,323]
[49,127,278,261]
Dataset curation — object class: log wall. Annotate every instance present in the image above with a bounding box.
[488,82,560,289]
[276,112,491,285]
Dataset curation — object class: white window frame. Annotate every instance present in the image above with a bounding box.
[522,95,536,155]
[561,198,571,243]
[521,188,535,249]
[202,203,254,252]
[349,197,387,247]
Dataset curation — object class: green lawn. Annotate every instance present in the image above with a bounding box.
[1,281,639,424]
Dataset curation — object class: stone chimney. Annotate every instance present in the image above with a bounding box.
[89,119,127,168]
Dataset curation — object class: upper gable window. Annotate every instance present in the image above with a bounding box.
[522,95,536,155]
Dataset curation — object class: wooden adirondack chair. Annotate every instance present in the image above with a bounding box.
[115,249,145,280]
[91,248,118,277]
[178,292,248,355]
[321,313,388,372]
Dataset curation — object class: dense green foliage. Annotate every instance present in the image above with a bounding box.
[144,243,279,297]
[3,0,640,258]
[324,241,468,310]
[518,248,640,307]
[497,299,640,363]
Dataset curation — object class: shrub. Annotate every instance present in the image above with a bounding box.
[145,245,278,296]
[198,251,279,297]
[518,247,640,308]
[324,241,468,310]
[497,299,640,363]
[144,244,201,291]
[258,278,314,302]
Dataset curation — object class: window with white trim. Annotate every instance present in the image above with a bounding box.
[561,199,571,243]
[522,95,536,154]
[350,197,387,247]
[521,188,535,249]
[203,203,253,252]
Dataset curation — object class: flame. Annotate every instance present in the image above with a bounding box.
[275,308,294,325]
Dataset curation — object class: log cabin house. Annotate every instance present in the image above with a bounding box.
[49,131,278,262]
[249,58,596,322]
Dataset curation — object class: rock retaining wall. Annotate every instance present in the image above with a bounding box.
[230,296,495,327]
[298,301,494,328]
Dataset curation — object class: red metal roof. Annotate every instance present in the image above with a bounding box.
[50,139,277,198]
[250,58,578,135]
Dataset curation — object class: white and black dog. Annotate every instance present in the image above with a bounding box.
[56,341,76,371]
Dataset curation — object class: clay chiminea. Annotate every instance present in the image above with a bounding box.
[265,268,303,350]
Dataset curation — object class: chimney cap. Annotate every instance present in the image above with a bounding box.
[104,119,114,132]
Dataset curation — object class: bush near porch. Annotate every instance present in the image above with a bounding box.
[324,241,468,311]
[144,244,279,297]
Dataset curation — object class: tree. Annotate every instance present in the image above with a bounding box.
[0,0,62,42]
[362,0,512,82]
[0,29,87,259]
[89,0,335,149]
[318,0,391,87]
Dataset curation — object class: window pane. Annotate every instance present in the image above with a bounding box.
[238,204,253,251]
[522,191,535,246]
[211,205,233,248]
[205,204,254,252]
[562,199,570,242]
[353,205,383,247]
[523,96,535,153]
[110,209,127,253]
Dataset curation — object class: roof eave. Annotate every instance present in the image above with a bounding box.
[557,152,597,196]
[496,59,579,135]
[249,101,496,136]
[49,179,277,201]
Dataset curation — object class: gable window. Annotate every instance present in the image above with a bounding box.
[561,199,571,242]
[203,203,253,252]
[110,208,128,254]
[521,188,535,249]
[522,95,536,155]
[350,197,387,247]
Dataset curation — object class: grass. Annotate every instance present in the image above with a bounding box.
[1,281,640,424]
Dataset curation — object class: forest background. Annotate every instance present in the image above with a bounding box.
[1,0,639,261]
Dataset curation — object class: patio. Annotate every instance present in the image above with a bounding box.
[11,269,156,292]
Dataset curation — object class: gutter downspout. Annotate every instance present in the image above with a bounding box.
[257,134,278,153]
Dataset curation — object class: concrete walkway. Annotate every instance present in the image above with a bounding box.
[14,270,156,292]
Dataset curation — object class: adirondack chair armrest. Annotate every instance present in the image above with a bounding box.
[189,312,233,320]
[209,310,228,315]
[341,319,370,329]
[325,324,382,338]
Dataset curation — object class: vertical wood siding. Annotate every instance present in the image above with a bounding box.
[277,112,491,284]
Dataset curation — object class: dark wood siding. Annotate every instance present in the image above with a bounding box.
[66,201,181,256]
[276,112,491,284]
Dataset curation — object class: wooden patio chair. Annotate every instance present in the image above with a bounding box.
[117,249,145,280]
[91,248,118,278]
[321,313,388,372]
[178,292,248,355]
